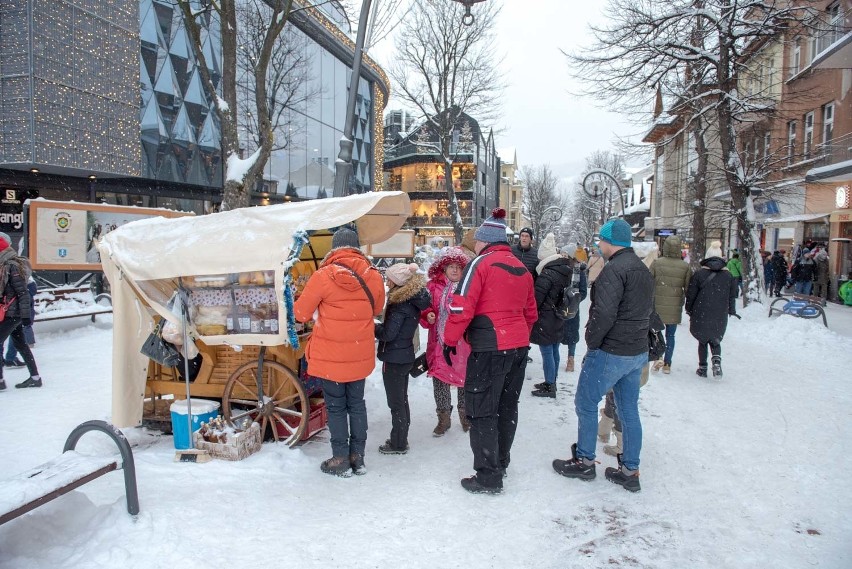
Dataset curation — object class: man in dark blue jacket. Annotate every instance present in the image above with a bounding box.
[552,218,653,492]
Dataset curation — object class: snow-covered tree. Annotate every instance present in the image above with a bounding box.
[521,165,568,242]
[567,0,825,305]
[178,0,297,210]
[388,0,503,244]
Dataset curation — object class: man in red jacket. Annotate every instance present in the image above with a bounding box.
[444,208,537,494]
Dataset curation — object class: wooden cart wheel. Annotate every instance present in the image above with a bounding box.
[222,360,308,447]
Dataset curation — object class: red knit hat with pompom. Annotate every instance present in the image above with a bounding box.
[428,247,469,280]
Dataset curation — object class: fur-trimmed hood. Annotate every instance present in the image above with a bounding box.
[388,273,430,308]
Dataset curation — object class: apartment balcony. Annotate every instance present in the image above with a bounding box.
[812,27,851,70]
[386,178,476,195]
[804,132,852,183]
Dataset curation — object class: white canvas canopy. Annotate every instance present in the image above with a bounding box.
[97,192,410,427]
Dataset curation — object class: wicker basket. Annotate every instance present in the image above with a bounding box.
[193,422,262,461]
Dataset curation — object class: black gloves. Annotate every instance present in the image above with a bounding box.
[443,344,457,366]
[21,318,32,327]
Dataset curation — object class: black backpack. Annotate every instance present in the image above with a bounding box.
[554,285,582,320]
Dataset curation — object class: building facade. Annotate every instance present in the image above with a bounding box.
[383,110,499,245]
[0,0,388,246]
[742,0,851,295]
[644,0,850,289]
[497,147,526,234]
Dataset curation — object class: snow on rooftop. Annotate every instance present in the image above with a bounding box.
[498,147,516,165]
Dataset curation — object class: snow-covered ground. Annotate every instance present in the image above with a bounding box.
[1,301,851,568]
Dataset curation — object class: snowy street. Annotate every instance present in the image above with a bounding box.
[0,301,850,569]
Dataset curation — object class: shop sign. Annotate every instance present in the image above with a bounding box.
[837,186,850,209]
[830,210,852,223]
[654,228,677,236]
[0,189,38,233]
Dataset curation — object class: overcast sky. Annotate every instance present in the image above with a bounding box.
[369,0,652,180]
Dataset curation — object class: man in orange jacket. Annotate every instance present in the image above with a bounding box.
[444,208,537,494]
[294,227,385,478]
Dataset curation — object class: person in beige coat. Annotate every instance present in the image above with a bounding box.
[649,236,692,374]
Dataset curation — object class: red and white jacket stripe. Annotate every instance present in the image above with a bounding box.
[444,243,537,352]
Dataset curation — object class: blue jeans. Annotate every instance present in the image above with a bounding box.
[321,379,367,458]
[539,343,560,385]
[794,281,813,295]
[663,324,677,365]
[575,349,646,471]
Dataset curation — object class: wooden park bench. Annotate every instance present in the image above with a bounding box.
[0,420,140,526]
[768,293,828,327]
[33,286,112,323]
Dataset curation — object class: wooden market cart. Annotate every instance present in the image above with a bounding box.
[97,192,411,447]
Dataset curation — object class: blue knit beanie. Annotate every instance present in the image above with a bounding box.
[599,218,632,248]
[474,208,508,244]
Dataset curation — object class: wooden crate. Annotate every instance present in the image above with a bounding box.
[193,422,262,461]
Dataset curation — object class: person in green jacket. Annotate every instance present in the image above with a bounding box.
[649,236,692,374]
[726,252,743,298]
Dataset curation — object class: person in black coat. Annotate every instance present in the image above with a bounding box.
[511,227,539,278]
[552,218,653,493]
[530,234,573,398]
[770,251,789,297]
[685,256,738,378]
[0,235,41,390]
[375,263,431,454]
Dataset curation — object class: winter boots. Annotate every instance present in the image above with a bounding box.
[662,364,671,374]
[696,365,708,378]
[712,355,723,377]
[597,410,614,444]
[565,356,575,372]
[433,411,451,437]
[15,376,41,388]
[604,430,623,457]
[320,456,353,478]
[378,439,409,454]
[605,453,641,493]
[458,408,470,432]
[349,453,367,476]
[460,475,503,495]
[531,383,556,398]
[552,443,596,481]
[0,378,5,391]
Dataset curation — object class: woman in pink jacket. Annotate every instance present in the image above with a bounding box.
[421,248,471,436]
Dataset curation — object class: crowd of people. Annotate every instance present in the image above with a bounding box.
[761,241,830,301]
[294,213,765,495]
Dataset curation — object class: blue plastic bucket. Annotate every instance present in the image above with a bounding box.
[170,399,220,450]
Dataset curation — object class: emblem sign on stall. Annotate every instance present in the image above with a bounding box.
[27,200,192,270]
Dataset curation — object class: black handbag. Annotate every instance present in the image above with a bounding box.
[140,319,183,367]
[410,352,429,378]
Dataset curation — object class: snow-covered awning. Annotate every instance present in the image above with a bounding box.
[805,159,852,183]
[624,201,650,215]
[763,213,830,227]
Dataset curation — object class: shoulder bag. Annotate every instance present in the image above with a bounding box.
[140,319,183,367]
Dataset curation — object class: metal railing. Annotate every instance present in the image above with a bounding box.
[816,132,852,167]
[404,215,473,228]
[388,178,476,194]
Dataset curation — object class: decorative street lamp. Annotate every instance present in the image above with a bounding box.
[450,0,488,26]
[582,169,627,224]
